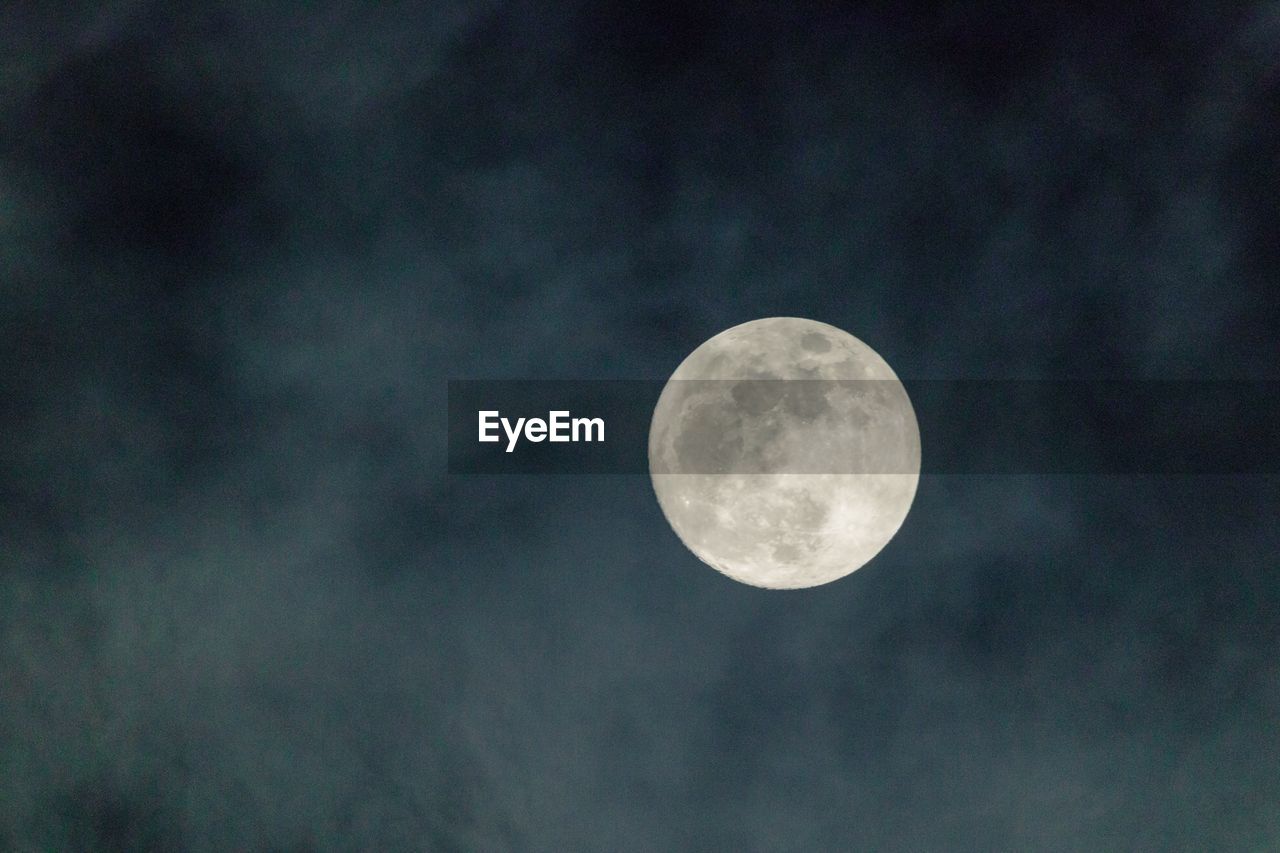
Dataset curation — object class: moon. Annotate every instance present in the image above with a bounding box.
[648,317,921,589]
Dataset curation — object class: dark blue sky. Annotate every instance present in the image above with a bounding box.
[2,2,1278,849]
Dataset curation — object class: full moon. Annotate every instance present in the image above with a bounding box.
[649,317,921,589]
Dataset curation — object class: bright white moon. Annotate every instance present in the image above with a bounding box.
[649,317,920,589]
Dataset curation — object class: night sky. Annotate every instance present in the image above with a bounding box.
[3,2,1280,850]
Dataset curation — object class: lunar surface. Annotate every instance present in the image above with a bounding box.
[649,317,920,589]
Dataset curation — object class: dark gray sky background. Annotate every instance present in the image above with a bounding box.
[3,2,1279,850]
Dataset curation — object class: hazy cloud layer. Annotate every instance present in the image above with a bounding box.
[2,2,1278,849]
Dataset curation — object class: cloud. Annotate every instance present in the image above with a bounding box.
[1,2,1278,849]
